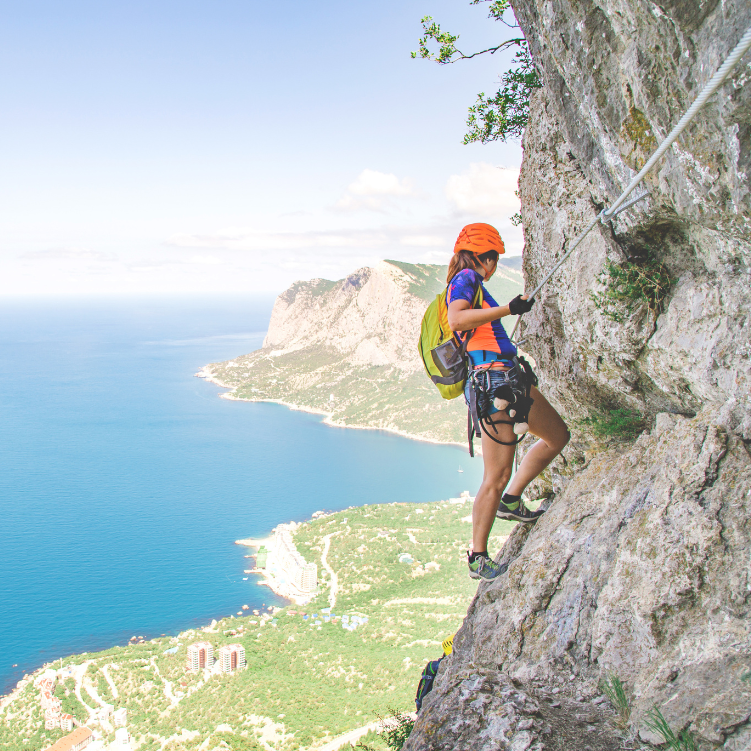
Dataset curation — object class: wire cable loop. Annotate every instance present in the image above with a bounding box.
[508,25,751,344]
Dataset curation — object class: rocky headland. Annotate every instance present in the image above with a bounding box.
[200,258,523,445]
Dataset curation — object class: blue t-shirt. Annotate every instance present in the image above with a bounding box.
[446,269,517,358]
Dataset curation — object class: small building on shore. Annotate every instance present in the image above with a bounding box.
[274,526,317,593]
[217,644,246,673]
[186,641,214,672]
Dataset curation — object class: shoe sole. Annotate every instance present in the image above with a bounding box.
[496,510,542,523]
[468,562,508,580]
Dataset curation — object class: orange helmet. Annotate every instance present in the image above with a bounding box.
[453,223,505,256]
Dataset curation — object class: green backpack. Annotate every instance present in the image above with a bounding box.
[418,281,483,400]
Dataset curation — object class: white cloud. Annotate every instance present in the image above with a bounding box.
[445,163,520,217]
[186,254,223,265]
[166,228,387,252]
[347,169,414,196]
[398,234,445,247]
[333,169,416,213]
[164,225,451,254]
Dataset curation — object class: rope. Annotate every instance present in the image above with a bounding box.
[509,24,751,342]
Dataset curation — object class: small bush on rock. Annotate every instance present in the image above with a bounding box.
[591,251,673,323]
[356,709,415,751]
[645,706,698,751]
[599,674,630,726]
[579,408,645,440]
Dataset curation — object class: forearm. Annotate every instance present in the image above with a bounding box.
[449,305,510,332]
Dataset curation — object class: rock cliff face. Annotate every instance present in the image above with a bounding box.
[404,1,751,749]
[516,0,751,426]
[263,259,523,372]
[263,261,445,372]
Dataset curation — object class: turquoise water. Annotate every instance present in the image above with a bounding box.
[0,297,482,694]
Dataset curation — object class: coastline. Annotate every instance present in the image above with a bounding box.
[196,366,471,451]
[2,514,332,704]
[235,527,319,607]
[2,370,477,702]
[3,491,480,750]
[2,525,320,702]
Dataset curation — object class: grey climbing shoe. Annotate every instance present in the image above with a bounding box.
[468,552,507,580]
[495,498,544,523]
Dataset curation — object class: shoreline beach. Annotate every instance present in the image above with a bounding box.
[2,522,321,702]
[235,524,320,607]
[196,366,471,451]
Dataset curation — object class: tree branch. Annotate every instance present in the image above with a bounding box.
[447,38,525,63]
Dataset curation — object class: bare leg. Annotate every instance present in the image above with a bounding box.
[505,385,570,497]
[472,416,516,553]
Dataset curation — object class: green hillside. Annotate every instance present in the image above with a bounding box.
[0,499,519,751]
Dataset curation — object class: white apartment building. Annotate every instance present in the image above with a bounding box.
[274,526,318,593]
[97,704,114,720]
[114,727,130,747]
[186,641,215,671]
[217,644,246,673]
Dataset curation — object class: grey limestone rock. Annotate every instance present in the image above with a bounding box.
[513,0,751,430]
[404,0,751,747]
[405,412,751,749]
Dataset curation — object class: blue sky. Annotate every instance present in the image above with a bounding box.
[2,0,523,295]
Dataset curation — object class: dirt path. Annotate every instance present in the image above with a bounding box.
[320,532,342,610]
[150,655,179,706]
[309,720,380,751]
[82,677,107,708]
[101,664,119,700]
[72,662,96,719]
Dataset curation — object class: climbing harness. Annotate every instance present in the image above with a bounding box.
[467,355,538,456]
[509,24,751,343]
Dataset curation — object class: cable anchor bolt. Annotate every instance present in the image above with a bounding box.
[600,189,651,224]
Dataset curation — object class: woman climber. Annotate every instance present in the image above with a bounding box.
[446,223,570,581]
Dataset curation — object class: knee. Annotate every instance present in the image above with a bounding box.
[552,426,571,455]
[484,468,512,497]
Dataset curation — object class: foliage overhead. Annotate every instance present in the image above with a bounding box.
[411,0,541,143]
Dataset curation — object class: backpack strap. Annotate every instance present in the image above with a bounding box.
[452,276,484,353]
[415,658,443,712]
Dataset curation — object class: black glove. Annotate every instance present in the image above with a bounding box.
[508,294,535,315]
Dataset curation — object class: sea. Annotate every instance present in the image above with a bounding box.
[0,296,483,695]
